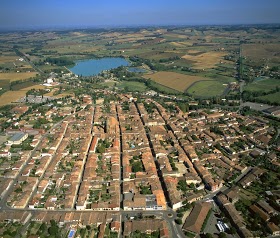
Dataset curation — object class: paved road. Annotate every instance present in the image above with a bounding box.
[203,210,219,234]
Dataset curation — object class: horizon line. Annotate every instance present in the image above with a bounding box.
[0,23,279,32]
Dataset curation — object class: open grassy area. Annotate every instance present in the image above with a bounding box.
[186,80,227,97]
[244,78,280,92]
[258,91,280,104]
[243,44,280,65]
[0,72,37,82]
[143,71,211,92]
[118,81,147,92]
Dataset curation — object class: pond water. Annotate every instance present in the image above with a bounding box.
[69,57,130,76]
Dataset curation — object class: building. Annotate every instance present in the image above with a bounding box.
[7,133,28,145]
[182,202,212,235]
[267,222,280,236]
[263,106,280,116]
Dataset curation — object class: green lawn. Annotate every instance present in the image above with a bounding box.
[99,81,117,88]
[244,78,280,92]
[118,81,147,92]
[258,91,280,104]
[186,80,227,97]
[198,71,236,83]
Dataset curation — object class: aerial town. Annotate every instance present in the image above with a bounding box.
[0,6,280,236]
[0,83,279,237]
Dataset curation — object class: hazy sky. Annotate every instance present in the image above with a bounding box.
[1,0,280,29]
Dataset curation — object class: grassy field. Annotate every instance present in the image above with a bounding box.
[118,81,147,92]
[243,44,280,65]
[0,85,46,106]
[258,91,280,104]
[100,81,117,88]
[0,79,10,89]
[143,71,211,92]
[0,55,18,64]
[11,81,38,90]
[186,80,227,97]
[244,78,280,92]
[182,51,227,69]
[44,90,74,98]
[0,72,37,82]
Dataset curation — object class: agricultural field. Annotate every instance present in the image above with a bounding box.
[0,72,37,82]
[244,78,280,92]
[0,55,18,64]
[0,54,33,71]
[258,91,280,104]
[0,25,279,102]
[0,79,10,90]
[143,71,211,92]
[186,80,227,97]
[242,44,280,66]
[0,84,46,106]
[182,50,227,69]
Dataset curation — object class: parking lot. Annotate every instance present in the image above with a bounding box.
[242,102,272,111]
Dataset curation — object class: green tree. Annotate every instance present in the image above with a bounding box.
[177,180,188,192]
[205,233,213,238]
[218,232,227,238]
[175,218,182,224]
[228,226,236,234]
[48,226,59,236]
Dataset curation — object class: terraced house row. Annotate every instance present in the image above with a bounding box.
[2,94,278,213]
[0,92,279,237]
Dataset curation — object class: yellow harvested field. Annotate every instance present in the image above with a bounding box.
[0,85,45,106]
[187,50,203,54]
[71,32,90,37]
[0,72,37,82]
[170,42,193,47]
[143,71,210,92]
[182,51,227,69]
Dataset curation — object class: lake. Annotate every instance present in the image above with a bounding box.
[69,57,130,76]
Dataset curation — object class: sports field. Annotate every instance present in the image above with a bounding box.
[118,81,147,92]
[187,80,227,97]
